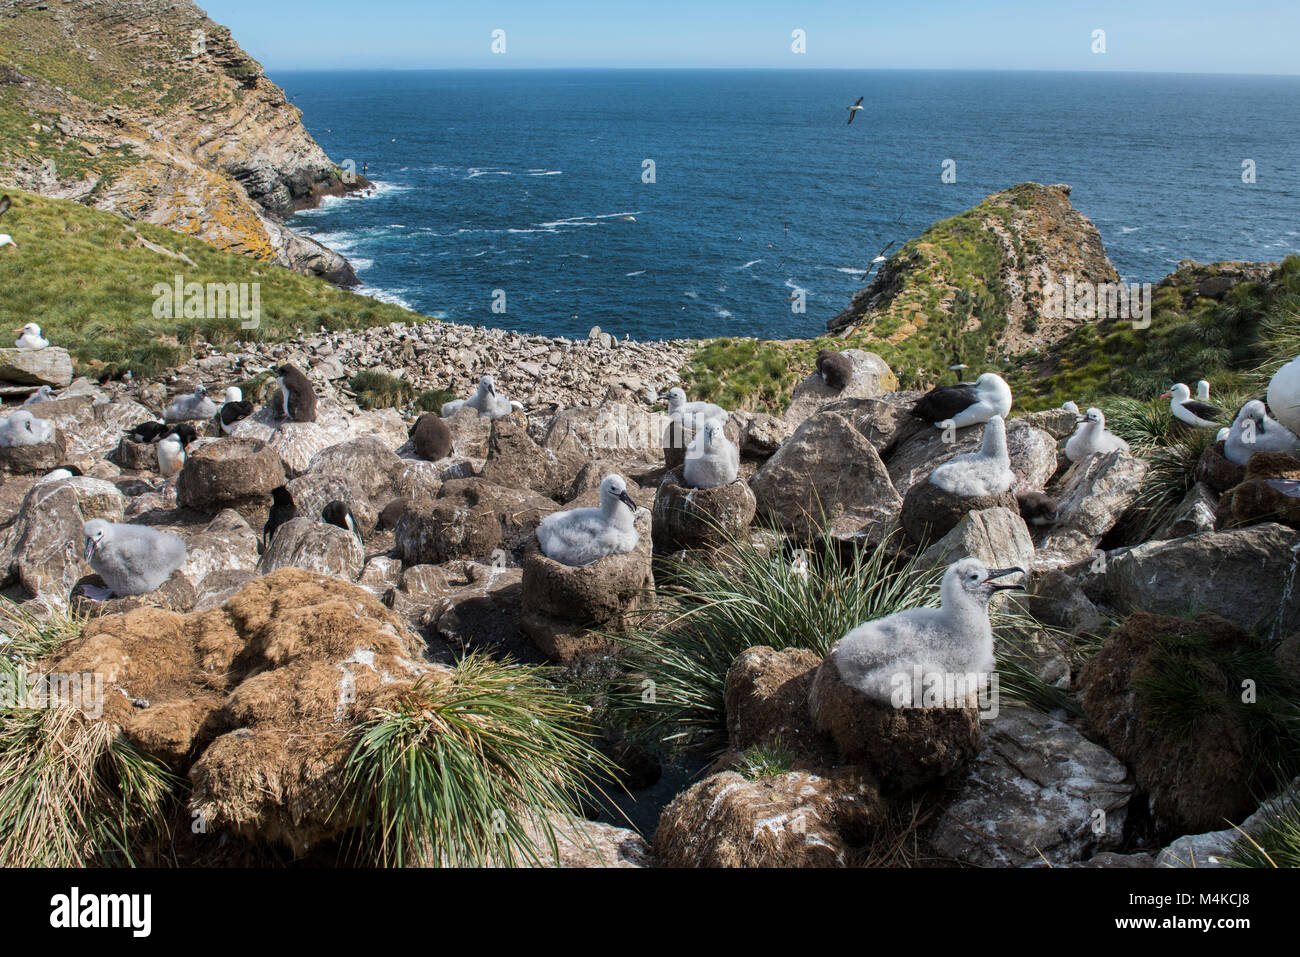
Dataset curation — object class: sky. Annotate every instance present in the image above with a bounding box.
[200,0,1300,74]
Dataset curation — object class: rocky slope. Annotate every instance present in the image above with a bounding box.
[0,0,361,282]
[2,345,1297,867]
[828,183,1118,359]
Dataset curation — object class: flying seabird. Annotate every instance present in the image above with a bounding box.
[814,559,1024,706]
[911,373,1013,429]
[13,323,47,350]
[1224,399,1300,466]
[164,384,217,422]
[262,486,298,549]
[859,241,895,281]
[683,417,739,490]
[410,413,453,461]
[816,349,854,391]
[275,364,318,423]
[846,96,864,125]
[440,374,513,419]
[1065,407,1130,463]
[929,415,1016,497]
[0,410,53,447]
[1267,355,1300,438]
[322,500,363,544]
[536,474,639,567]
[82,519,187,599]
[1161,383,1222,430]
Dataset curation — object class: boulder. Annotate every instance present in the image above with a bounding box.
[783,350,897,428]
[445,405,495,459]
[110,436,160,472]
[1081,611,1275,835]
[260,517,364,582]
[925,707,1133,867]
[177,509,261,590]
[1103,523,1300,633]
[900,479,1019,548]
[808,654,984,791]
[732,411,793,459]
[918,506,1035,572]
[0,481,96,608]
[39,395,153,463]
[651,470,756,552]
[0,426,67,476]
[521,511,653,662]
[285,472,376,536]
[1033,449,1147,570]
[1017,407,1084,440]
[396,479,557,565]
[817,396,927,457]
[749,411,901,543]
[544,400,665,473]
[177,438,285,520]
[655,768,884,868]
[1150,481,1218,540]
[479,412,588,500]
[304,435,403,503]
[0,346,74,388]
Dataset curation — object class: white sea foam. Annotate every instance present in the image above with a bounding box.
[355,285,415,310]
[626,270,647,277]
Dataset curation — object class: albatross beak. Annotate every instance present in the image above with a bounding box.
[1159,391,1172,400]
[984,567,1026,591]
[619,491,637,512]
[84,537,96,563]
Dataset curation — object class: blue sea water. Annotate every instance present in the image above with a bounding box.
[278,69,1300,342]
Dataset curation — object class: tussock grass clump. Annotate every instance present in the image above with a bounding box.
[734,742,794,780]
[350,370,414,410]
[414,388,457,414]
[0,600,175,867]
[340,656,614,867]
[1225,785,1300,868]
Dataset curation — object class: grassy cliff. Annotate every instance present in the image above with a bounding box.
[0,188,414,378]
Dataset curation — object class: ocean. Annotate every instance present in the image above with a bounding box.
[278,69,1300,342]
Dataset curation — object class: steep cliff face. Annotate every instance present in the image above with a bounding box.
[0,0,363,283]
[828,183,1119,359]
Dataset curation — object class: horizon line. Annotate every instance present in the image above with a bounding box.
[265,65,1300,78]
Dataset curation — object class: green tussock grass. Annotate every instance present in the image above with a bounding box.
[415,389,458,414]
[1007,256,1300,410]
[734,742,795,780]
[0,600,176,867]
[0,188,425,379]
[339,656,615,867]
[350,370,414,410]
